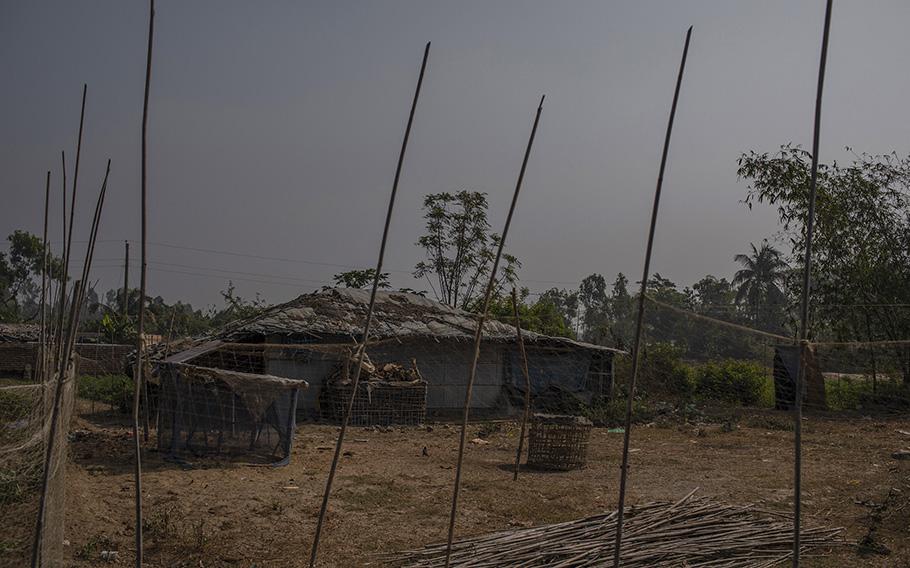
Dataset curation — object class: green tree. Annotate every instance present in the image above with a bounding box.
[578,273,608,343]
[0,230,65,321]
[687,275,759,360]
[330,269,390,289]
[732,241,788,330]
[739,144,910,383]
[691,275,735,316]
[538,287,579,334]
[87,287,215,341]
[208,281,267,328]
[642,273,691,350]
[606,273,634,349]
[414,190,520,310]
[488,288,574,338]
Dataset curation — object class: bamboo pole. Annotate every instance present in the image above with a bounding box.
[613,26,692,568]
[38,171,50,384]
[510,288,532,481]
[31,161,110,568]
[61,163,110,371]
[444,94,545,568]
[30,284,79,568]
[123,240,130,318]
[793,1,833,565]
[309,41,431,568]
[50,151,67,348]
[53,85,86,369]
[133,1,155,566]
[60,151,67,261]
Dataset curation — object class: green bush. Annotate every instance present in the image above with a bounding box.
[78,374,133,413]
[825,377,864,411]
[616,342,694,397]
[581,397,657,427]
[693,360,768,406]
[0,468,31,505]
[0,390,31,423]
[826,377,910,412]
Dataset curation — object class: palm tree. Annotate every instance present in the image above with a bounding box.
[733,242,788,327]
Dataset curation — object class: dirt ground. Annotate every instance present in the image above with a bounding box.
[4,404,910,567]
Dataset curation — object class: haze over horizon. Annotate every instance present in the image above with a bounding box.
[4,1,910,309]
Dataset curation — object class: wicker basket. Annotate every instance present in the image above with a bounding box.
[526,413,593,471]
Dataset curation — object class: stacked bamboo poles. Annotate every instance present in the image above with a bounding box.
[388,491,846,568]
[308,42,431,568]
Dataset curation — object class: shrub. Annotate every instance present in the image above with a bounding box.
[581,397,657,427]
[0,390,31,423]
[75,534,114,560]
[693,360,767,406]
[857,380,910,411]
[826,377,910,412]
[616,342,695,397]
[825,377,864,411]
[77,374,133,413]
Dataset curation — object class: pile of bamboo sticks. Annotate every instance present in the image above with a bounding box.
[387,491,847,568]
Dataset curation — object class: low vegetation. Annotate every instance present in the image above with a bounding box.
[77,374,132,413]
[0,389,31,424]
[825,376,910,413]
[0,387,40,506]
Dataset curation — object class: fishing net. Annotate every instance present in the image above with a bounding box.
[0,362,75,568]
[0,342,130,380]
[605,288,910,562]
[156,362,306,465]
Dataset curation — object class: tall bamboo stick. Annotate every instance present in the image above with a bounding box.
[793,1,833,565]
[51,151,67,346]
[68,161,110,356]
[53,86,86,369]
[309,41,431,568]
[38,171,50,383]
[613,26,692,568]
[31,161,110,568]
[133,1,155,566]
[60,151,67,260]
[29,283,79,568]
[444,94,545,568]
[123,240,130,318]
[510,288,532,481]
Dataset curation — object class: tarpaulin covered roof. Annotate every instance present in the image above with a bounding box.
[0,323,40,343]
[210,288,622,354]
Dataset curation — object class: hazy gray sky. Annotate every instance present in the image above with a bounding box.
[3,1,910,309]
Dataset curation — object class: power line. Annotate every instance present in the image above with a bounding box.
[148,260,329,285]
[15,238,601,287]
[145,240,392,272]
[87,259,332,285]
[84,263,332,288]
[147,266,327,288]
